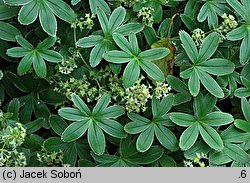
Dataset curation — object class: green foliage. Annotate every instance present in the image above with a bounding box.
[76,6,143,67]
[170,93,233,151]
[4,0,76,36]
[59,93,126,155]
[1,0,250,167]
[7,36,63,78]
[179,31,235,98]
[104,32,170,87]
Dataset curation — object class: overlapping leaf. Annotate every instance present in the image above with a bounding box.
[76,7,143,68]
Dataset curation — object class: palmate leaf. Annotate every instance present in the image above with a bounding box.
[32,52,47,78]
[0,1,19,20]
[71,94,91,116]
[179,31,235,97]
[226,0,249,23]
[96,119,127,139]
[59,94,126,155]
[112,32,132,54]
[188,69,200,97]
[98,105,125,119]
[7,35,62,78]
[198,58,235,76]
[58,107,85,121]
[6,0,76,36]
[139,48,170,61]
[152,94,174,117]
[240,31,250,65]
[96,7,109,34]
[76,7,143,68]
[3,0,31,6]
[89,42,106,67]
[105,33,168,87]
[198,33,219,62]
[170,96,233,151]
[220,125,250,143]
[43,137,68,152]
[125,96,178,152]
[202,112,234,127]
[16,53,33,75]
[49,115,68,136]
[76,35,104,48]
[104,51,132,64]
[124,121,151,134]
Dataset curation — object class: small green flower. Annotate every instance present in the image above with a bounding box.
[123,0,139,8]
[221,13,238,31]
[123,76,152,112]
[154,81,172,99]
[192,28,205,47]
[71,13,95,30]
[138,7,154,27]
[37,148,66,167]
[58,57,77,75]
[184,152,208,167]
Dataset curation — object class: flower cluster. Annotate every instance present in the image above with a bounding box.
[58,57,77,75]
[216,13,238,42]
[0,122,27,167]
[137,7,154,27]
[71,13,95,30]
[161,0,170,3]
[184,152,208,167]
[124,76,152,112]
[55,76,100,102]
[37,148,69,167]
[55,66,126,103]
[191,28,205,47]
[220,13,238,32]
[0,123,26,149]
[154,81,172,99]
[0,149,26,167]
[123,0,139,8]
